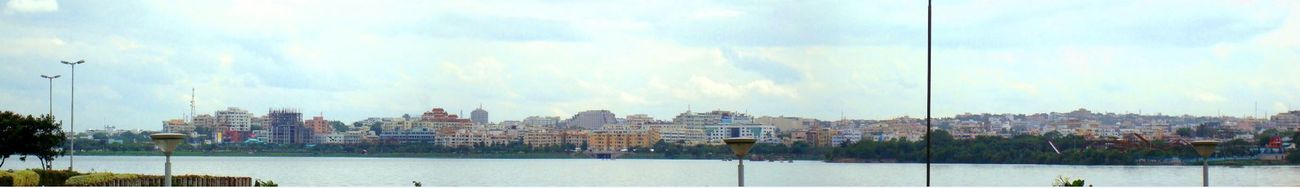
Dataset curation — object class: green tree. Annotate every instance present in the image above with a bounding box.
[0,111,66,169]
[1176,127,1194,137]
[329,121,348,133]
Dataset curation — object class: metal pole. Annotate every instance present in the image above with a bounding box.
[1202,157,1208,187]
[165,154,173,187]
[925,0,933,186]
[738,158,744,187]
[47,77,53,116]
[70,63,76,171]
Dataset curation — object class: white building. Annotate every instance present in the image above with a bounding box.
[215,107,253,131]
[523,116,562,127]
[703,124,780,144]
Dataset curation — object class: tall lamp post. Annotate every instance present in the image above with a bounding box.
[40,75,61,116]
[1191,140,1218,187]
[151,133,185,187]
[61,59,84,171]
[1190,141,1216,186]
[724,137,756,187]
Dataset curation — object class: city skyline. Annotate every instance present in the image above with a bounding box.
[2,0,1299,131]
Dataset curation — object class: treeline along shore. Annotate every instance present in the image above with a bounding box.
[71,130,1300,165]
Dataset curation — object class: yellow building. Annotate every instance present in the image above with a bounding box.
[586,129,660,151]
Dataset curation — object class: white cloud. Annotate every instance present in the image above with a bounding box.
[4,0,57,13]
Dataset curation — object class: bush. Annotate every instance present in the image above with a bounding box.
[64,173,140,186]
[0,172,13,186]
[9,170,40,186]
[253,178,276,186]
[29,169,80,186]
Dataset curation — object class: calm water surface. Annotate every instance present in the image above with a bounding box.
[5,156,1300,186]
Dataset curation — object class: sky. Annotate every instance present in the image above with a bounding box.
[1,0,1298,131]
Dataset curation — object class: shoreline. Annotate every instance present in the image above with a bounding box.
[72,151,1295,166]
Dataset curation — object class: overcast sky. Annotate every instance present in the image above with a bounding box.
[2,0,1298,131]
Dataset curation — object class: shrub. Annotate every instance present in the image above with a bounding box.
[29,169,80,186]
[10,170,40,186]
[0,171,13,186]
[1052,176,1087,187]
[255,179,278,187]
[64,173,140,186]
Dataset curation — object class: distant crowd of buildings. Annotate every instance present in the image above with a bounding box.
[149,106,1300,152]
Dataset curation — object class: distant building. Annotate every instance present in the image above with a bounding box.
[566,110,617,129]
[380,127,437,144]
[192,114,217,131]
[674,110,753,127]
[422,108,470,123]
[587,128,660,151]
[269,109,308,144]
[523,130,563,148]
[305,116,333,136]
[471,105,489,125]
[755,116,815,132]
[1271,111,1300,131]
[162,119,194,133]
[703,124,780,144]
[625,114,654,125]
[215,107,253,132]
[523,116,562,127]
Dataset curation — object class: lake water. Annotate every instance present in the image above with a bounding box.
[4,156,1299,186]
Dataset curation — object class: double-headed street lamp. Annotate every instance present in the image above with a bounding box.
[1192,140,1219,187]
[60,59,84,171]
[724,137,756,187]
[151,133,185,187]
[39,75,61,116]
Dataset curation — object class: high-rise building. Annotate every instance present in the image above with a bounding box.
[269,109,307,144]
[215,107,253,132]
[305,115,333,135]
[524,116,562,127]
[626,114,654,125]
[566,110,617,129]
[471,105,489,125]
[673,110,753,127]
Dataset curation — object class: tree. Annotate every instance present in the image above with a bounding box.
[1176,127,1194,137]
[0,111,65,169]
[330,121,348,133]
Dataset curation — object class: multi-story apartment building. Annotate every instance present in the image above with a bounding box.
[674,110,753,127]
[641,123,706,145]
[215,107,253,131]
[380,126,436,144]
[625,114,654,125]
[523,116,562,127]
[523,130,562,148]
[703,124,780,144]
[305,116,333,136]
[587,128,660,151]
[162,119,195,133]
[1271,111,1300,131]
[192,114,217,131]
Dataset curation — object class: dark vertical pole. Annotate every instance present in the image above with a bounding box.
[925,0,933,187]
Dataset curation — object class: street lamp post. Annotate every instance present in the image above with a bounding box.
[1192,140,1219,187]
[40,75,61,116]
[724,137,756,187]
[60,59,83,171]
[151,133,185,187]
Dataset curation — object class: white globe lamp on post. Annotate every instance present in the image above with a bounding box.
[151,133,185,187]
